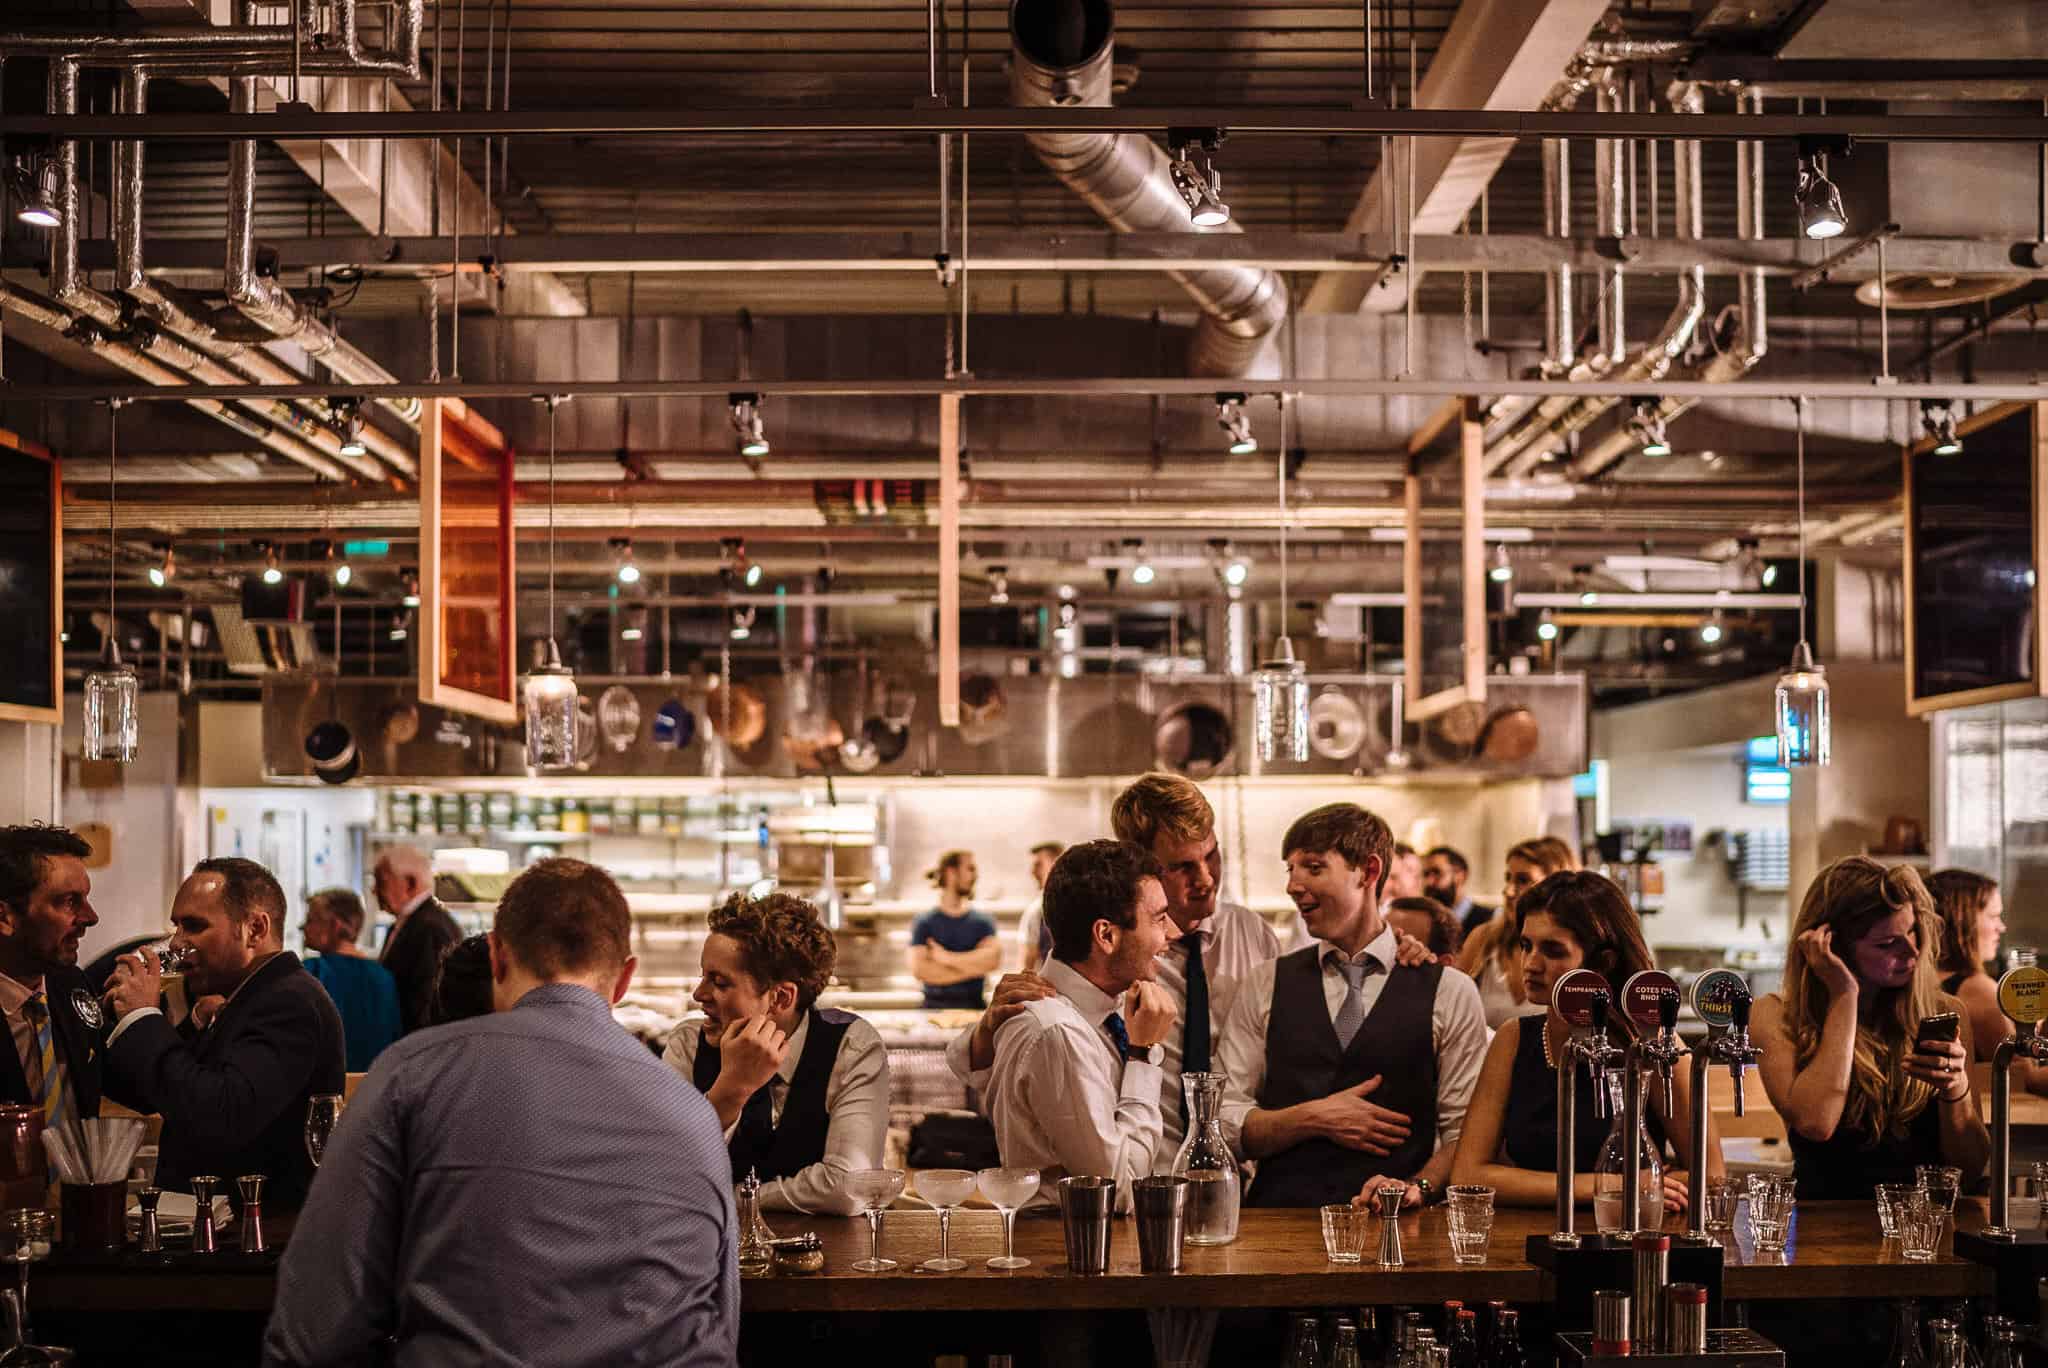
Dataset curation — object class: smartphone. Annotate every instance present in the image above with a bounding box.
[1915,1012,1961,1050]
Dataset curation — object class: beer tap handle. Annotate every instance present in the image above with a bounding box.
[1728,985,1754,1116]
[1657,989,1680,1114]
[1586,992,1613,1118]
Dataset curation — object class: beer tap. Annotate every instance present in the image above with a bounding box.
[1986,964,2048,1239]
[1685,970,1758,1242]
[1620,971,1684,1239]
[1550,968,1624,1248]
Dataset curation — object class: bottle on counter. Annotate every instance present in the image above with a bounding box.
[1983,1317,2026,1368]
[1488,1310,1526,1368]
[1449,1309,1480,1368]
[1593,1071,1664,1235]
[1284,1312,1324,1368]
[1887,1301,1929,1368]
[1930,1320,1970,1368]
[1330,1322,1364,1368]
[1170,1072,1240,1245]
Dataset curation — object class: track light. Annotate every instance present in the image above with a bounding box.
[313,539,350,588]
[389,610,410,642]
[729,605,755,641]
[1921,399,1963,456]
[1124,540,1155,586]
[260,543,283,586]
[1223,557,1250,588]
[1628,398,1671,458]
[1168,130,1231,228]
[330,397,367,458]
[1536,608,1559,642]
[1700,612,1725,646]
[10,157,60,229]
[1572,564,1597,606]
[988,566,1011,607]
[729,393,769,460]
[148,544,175,589]
[611,537,641,585]
[621,606,647,642]
[399,567,421,608]
[1488,544,1514,584]
[1215,394,1257,455]
[1795,145,1848,241]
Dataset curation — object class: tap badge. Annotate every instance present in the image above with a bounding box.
[1551,967,1608,1029]
[1691,969,1749,1031]
[70,988,104,1030]
[1997,965,2048,1026]
[1620,970,1679,1030]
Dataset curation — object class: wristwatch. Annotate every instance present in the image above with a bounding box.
[1415,1178,1443,1206]
[1120,1040,1163,1067]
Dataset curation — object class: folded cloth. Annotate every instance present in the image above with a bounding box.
[125,1192,231,1235]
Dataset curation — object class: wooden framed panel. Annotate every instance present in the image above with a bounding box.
[419,398,518,724]
[0,431,62,725]
[1904,400,2046,717]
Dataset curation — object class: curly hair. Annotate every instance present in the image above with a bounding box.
[1782,856,1942,1145]
[708,891,837,1012]
[1927,868,1999,980]
[1044,840,1165,964]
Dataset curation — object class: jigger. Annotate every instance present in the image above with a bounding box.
[1374,1183,1406,1268]
[238,1176,267,1254]
[136,1188,162,1255]
[187,1176,220,1254]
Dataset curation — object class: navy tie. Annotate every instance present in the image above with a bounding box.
[1180,934,1212,1075]
[1105,1011,1132,1061]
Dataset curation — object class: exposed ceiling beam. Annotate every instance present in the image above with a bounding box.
[1685,55,2048,99]
[1301,0,1610,315]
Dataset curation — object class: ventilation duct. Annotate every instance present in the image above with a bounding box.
[1008,0,1288,378]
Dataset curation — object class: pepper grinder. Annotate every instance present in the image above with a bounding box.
[238,1176,267,1255]
[136,1188,163,1255]
[187,1175,219,1254]
[1373,1183,1406,1268]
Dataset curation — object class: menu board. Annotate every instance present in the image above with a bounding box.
[1905,401,2046,715]
[419,398,517,723]
[0,433,60,724]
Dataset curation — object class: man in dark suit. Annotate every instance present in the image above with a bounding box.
[104,858,345,1211]
[372,845,462,1034]
[0,825,106,1127]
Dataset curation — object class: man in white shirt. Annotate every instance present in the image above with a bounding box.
[984,839,1178,1210]
[663,892,888,1216]
[1219,804,1488,1211]
[1013,840,1063,973]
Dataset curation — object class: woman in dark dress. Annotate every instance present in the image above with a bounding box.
[1451,871,1720,1213]
[1753,857,1987,1201]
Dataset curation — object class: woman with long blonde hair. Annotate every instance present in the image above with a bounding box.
[1458,836,1577,1030]
[1752,857,1987,1199]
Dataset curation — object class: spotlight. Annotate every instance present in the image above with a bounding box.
[260,543,283,586]
[1700,613,1725,646]
[621,607,647,642]
[611,537,642,585]
[988,566,1011,607]
[334,560,352,588]
[1223,557,1250,588]
[148,544,175,589]
[1168,131,1231,228]
[745,562,763,589]
[729,605,755,641]
[1921,399,1963,456]
[1124,539,1155,586]
[389,610,410,642]
[729,393,770,460]
[1572,563,1597,606]
[314,539,350,588]
[721,536,762,589]
[399,566,422,608]
[1488,545,1514,584]
[330,397,367,458]
[1057,583,1078,602]
[1536,608,1559,642]
[1215,393,1258,456]
[1795,144,1848,241]
[11,157,59,229]
[1761,563,1778,588]
[1628,398,1671,458]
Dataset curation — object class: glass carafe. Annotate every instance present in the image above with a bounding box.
[1929,1320,1970,1368]
[1592,1070,1663,1234]
[1171,1071,1241,1245]
[734,1171,774,1278]
[1887,1300,1928,1368]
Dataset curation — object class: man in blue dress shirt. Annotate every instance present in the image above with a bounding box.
[263,857,738,1368]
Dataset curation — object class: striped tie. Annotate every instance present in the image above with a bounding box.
[22,995,67,1132]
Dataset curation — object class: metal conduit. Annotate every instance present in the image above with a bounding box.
[0,0,422,77]
[1008,0,1288,378]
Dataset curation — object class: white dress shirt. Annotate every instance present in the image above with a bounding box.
[983,956,1163,1212]
[1475,956,1544,1032]
[947,900,1281,1166]
[1215,924,1489,1162]
[662,1011,890,1217]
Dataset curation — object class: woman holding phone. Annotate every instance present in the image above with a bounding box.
[1752,856,1988,1200]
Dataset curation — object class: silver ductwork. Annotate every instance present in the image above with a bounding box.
[0,0,422,77]
[1008,0,1288,378]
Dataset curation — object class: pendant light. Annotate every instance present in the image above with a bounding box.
[1251,394,1308,764]
[1774,397,1830,767]
[83,401,138,762]
[524,396,578,770]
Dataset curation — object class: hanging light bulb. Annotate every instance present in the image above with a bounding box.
[1215,393,1258,455]
[987,566,1010,607]
[399,567,421,608]
[612,537,642,585]
[83,401,138,763]
[388,610,411,642]
[1169,133,1231,228]
[330,397,367,458]
[261,543,284,585]
[147,544,175,589]
[1488,544,1514,584]
[1776,397,1831,767]
[524,396,579,771]
[1700,612,1725,646]
[1536,608,1559,642]
[1126,540,1156,586]
[1252,395,1309,764]
[730,605,755,641]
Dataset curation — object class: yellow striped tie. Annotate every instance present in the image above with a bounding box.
[23,996,67,1133]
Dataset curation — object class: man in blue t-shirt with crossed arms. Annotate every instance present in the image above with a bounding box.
[908,850,999,1010]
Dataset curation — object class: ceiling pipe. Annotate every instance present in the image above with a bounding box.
[1007,0,1288,378]
[0,0,422,77]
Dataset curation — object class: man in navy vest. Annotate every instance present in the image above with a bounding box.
[663,892,889,1216]
[1217,804,1489,1210]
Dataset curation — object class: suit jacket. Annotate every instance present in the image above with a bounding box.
[103,951,345,1211]
[380,897,463,1035]
[0,964,104,1121]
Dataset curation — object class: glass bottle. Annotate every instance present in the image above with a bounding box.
[1171,1071,1241,1245]
[1331,1323,1364,1368]
[1930,1320,1970,1368]
[1984,1318,2026,1368]
[1284,1313,1325,1368]
[1887,1300,1929,1368]
[734,1171,774,1278]
[1449,1310,1481,1368]
[1489,1310,1527,1368]
[1593,1070,1663,1234]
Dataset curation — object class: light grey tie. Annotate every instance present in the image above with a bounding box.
[1333,958,1372,1049]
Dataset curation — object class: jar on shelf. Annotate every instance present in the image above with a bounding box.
[435,794,461,834]
[640,799,665,836]
[413,793,439,835]
[561,798,588,834]
[587,798,614,835]
[486,792,514,830]
[462,794,487,834]
[537,798,561,832]
[661,797,686,837]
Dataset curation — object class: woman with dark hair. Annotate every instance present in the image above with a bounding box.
[1753,857,1987,1200]
[427,934,495,1026]
[1927,869,2012,1059]
[1449,870,1721,1212]
[1386,896,1462,963]
[1457,836,1577,1030]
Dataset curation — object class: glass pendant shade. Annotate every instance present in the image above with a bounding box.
[1252,635,1310,764]
[1775,641,1831,768]
[524,639,580,771]
[82,655,139,763]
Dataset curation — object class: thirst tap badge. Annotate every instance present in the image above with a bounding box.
[70,988,104,1030]
[1690,969,1749,1031]
[1997,965,2048,1026]
[1551,967,1609,1029]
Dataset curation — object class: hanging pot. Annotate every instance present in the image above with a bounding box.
[862,717,911,766]
[651,698,696,750]
[957,672,1011,747]
[598,685,642,753]
[1153,700,1235,779]
[1477,704,1541,764]
[705,679,768,749]
[1306,690,1367,761]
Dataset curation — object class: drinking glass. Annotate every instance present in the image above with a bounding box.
[1320,1203,1369,1264]
[917,1168,979,1274]
[305,1094,345,1170]
[1917,1165,1963,1225]
[846,1168,906,1273]
[1704,1177,1743,1233]
[2,1209,55,1366]
[977,1166,1040,1270]
[1898,1192,1945,1262]
[1876,1183,1918,1239]
[1745,1174,1793,1254]
[1445,1185,1495,1265]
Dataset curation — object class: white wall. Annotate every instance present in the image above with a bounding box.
[62,693,191,963]
[0,722,60,826]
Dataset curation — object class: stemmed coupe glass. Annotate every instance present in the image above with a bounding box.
[846,1169,907,1273]
[976,1167,1039,1270]
[916,1169,979,1274]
